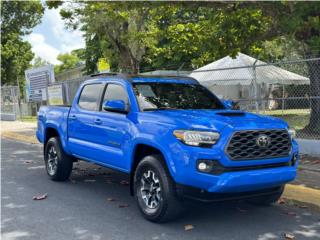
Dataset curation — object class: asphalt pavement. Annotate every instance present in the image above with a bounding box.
[1,138,320,240]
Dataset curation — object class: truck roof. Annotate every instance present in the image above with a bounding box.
[89,72,199,84]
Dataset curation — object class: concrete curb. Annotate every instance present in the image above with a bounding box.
[284,184,320,207]
[296,138,320,157]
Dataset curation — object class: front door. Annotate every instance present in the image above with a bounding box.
[90,83,132,170]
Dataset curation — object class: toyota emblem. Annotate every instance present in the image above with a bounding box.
[256,134,270,148]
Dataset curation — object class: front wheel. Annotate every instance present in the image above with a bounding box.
[134,155,183,222]
[44,137,73,181]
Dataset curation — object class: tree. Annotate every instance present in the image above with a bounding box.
[54,52,82,74]
[1,1,44,86]
[33,56,50,67]
[255,2,320,134]
[48,1,159,74]
[282,2,320,134]
[142,3,271,70]
[51,2,273,73]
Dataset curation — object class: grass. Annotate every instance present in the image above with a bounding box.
[19,116,37,122]
[261,109,310,130]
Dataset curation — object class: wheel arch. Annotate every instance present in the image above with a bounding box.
[129,143,173,196]
[43,125,70,155]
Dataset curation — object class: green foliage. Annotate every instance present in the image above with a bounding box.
[280,2,320,53]
[52,2,319,73]
[33,57,50,68]
[143,3,272,70]
[1,0,44,86]
[54,52,82,74]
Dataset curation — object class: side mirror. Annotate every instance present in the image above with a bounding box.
[103,100,128,113]
[222,99,240,110]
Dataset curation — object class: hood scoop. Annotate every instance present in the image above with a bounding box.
[215,111,245,117]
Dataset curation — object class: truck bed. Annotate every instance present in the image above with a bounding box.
[36,105,71,144]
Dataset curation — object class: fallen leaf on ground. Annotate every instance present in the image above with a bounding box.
[277,198,286,204]
[118,204,129,208]
[184,224,194,231]
[107,198,117,202]
[120,180,129,185]
[84,179,96,183]
[284,232,295,239]
[33,193,47,200]
[286,211,297,216]
[24,160,33,164]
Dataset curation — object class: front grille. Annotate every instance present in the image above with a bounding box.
[226,129,291,160]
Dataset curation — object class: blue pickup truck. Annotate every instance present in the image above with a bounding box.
[37,73,298,222]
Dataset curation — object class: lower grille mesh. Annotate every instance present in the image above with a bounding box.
[226,130,291,160]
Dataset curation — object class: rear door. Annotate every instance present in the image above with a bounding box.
[68,83,104,160]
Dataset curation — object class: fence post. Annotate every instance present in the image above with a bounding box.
[253,60,259,114]
[282,78,285,115]
[15,76,22,120]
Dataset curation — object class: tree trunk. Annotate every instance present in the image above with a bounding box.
[304,56,320,134]
[118,45,140,74]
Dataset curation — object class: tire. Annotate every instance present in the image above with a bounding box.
[134,154,184,223]
[247,185,285,206]
[44,137,73,181]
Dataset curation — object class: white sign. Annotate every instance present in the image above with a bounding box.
[25,65,55,102]
[48,84,63,105]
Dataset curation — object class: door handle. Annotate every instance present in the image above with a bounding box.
[69,115,77,120]
[94,118,102,125]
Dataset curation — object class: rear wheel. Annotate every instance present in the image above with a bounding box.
[247,186,285,206]
[134,154,184,222]
[44,137,73,181]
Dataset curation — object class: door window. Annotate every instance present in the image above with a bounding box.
[102,84,128,111]
[78,84,103,111]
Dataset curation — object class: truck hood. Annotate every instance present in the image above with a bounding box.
[141,109,288,131]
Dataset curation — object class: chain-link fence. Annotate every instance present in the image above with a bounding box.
[1,86,20,120]
[190,57,320,139]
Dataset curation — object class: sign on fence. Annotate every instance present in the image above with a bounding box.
[25,65,55,102]
[48,84,63,105]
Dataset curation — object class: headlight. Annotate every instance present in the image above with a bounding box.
[288,128,296,140]
[173,130,220,147]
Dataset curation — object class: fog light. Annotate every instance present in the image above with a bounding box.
[198,162,208,171]
[197,160,213,173]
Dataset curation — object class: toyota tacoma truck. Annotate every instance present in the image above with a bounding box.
[36,73,299,222]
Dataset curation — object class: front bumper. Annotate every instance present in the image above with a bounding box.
[176,184,284,202]
[166,136,299,194]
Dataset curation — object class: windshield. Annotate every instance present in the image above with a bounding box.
[133,83,225,111]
